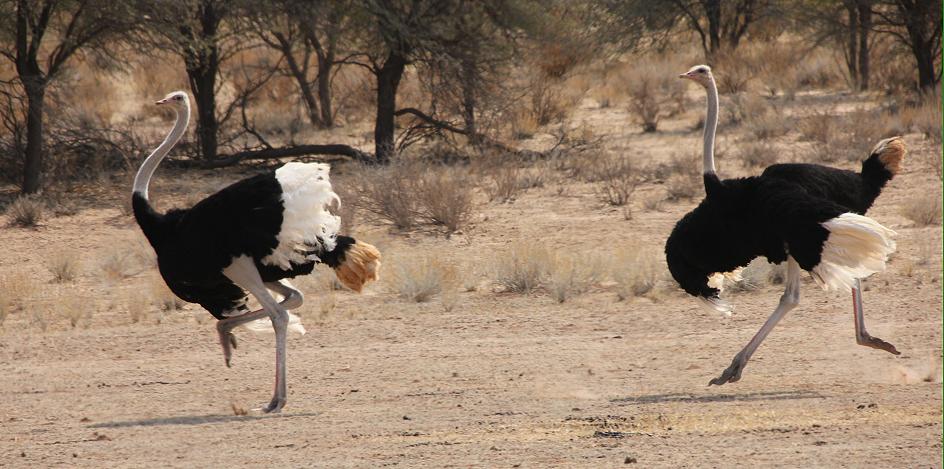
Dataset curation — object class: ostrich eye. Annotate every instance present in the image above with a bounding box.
[175,96,182,100]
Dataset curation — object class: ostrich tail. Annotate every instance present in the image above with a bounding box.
[861,136,906,180]
[333,241,381,292]
[812,213,896,291]
[242,312,307,335]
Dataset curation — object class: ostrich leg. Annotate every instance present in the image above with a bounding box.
[223,256,291,413]
[852,279,900,355]
[216,280,304,368]
[709,257,801,386]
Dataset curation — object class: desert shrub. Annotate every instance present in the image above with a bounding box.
[150,275,185,311]
[0,272,33,321]
[61,293,91,329]
[595,157,640,206]
[714,52,755,95]
[101,250,139,282]
[725,93,768,127]
[485,164,523,202]
[665,173,701,201]
[737,141,779,168]
[389,256,452,303]
[6,196,44,227]
[745,108,791,140]
[798,111,834,144]
[611,246,659,300]
[495,243,552,294]
[44,251,80,283]
[126,291,149,324]
[357,161,420,230]
[901,194,943,227]
[547,252,605,303]
[911,95,942,145]
[416,168,474,233]
[726,259,770,293]
[642,194,665,212]
[625,61,686,132]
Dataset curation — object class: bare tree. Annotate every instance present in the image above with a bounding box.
[0,0,134,194]
[137,0,249,160]
[795,0,874,90]
[873,0,941,90]
[247,0,351,128]
[604,0,778,58]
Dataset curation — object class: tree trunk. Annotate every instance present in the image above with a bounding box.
[845,2,860,89]
[21,79,45,194]
[284,47,322,127]
[460,56,478,147]
[316,52,334,127]
[914,43,936,90]
[856,2,871,90]
[703,0,722,56]
[374,52,406,163]
[188,65,218,160]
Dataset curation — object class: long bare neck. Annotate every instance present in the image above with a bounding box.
[132,103,190,200]
[703,78,719,176]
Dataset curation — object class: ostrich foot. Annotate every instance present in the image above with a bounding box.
[709,353,747,386]
[217,325,238,367]
[857,333,900,355]
[255,396,286,414]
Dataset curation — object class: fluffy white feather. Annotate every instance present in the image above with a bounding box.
[262,162,342,269]
[812,213,896,291]
[242,312,307,335]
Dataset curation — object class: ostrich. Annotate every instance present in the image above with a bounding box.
[132,91,381,413]
[665,65,905,386]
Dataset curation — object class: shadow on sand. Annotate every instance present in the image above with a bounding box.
[89,412,319,428]
[612,390,825,405]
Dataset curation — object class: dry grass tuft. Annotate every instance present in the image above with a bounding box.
[726,259,770,293]
[737,141,779,168]
[495,243,552,294]
[622,59,686,132]
[125,290,150,324]
[6,196,44,227]
[0,272,34,324]
[44,251,81,283]
[611,246,659,300]
[101,251,139,282]
[60,293,91,329]
[416,168,475,233]
[595,157,641,207]
[357,161,420,230]
[665,173,701,201]
[900,193,942,227]
[389,256,454,303]
[150,275,185,312]
[547,252,605,303]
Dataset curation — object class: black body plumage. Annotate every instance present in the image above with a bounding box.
[133,172,350,319]
[665,149,896,301]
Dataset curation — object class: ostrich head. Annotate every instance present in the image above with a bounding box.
[679,65,713,87]
[156,91,189,108]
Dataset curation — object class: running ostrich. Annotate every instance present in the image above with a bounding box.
[665,65,905,386]
[132,91,381,413]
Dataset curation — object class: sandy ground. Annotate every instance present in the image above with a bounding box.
[0,91,941,468]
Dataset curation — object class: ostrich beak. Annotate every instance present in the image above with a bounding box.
[679,73,690,80]
[156,98,168,105]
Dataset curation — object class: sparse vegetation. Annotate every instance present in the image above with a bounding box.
[737,141,779,168]
[43,251,80,283]
[611,246,660,300]
[389,256,453,303]
[150,275,185,312]
[495,244,552,294]
[6,196,44,227]
[416,168,475,233]
[625,60,686,132]
[595,157,640,206]
[547,252,605,303]
[901,194,943,227]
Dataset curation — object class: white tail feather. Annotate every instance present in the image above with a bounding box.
[813,213,896,291]
[242,312,307,335]
[698,295,733,317]
[263,162,342,269]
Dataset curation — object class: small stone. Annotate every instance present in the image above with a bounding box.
[624,456,637,464]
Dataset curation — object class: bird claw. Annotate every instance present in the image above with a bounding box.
[260,397,285,414]
[709,355,746,386]
[857,333,900,355]
[218,326,237,367]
